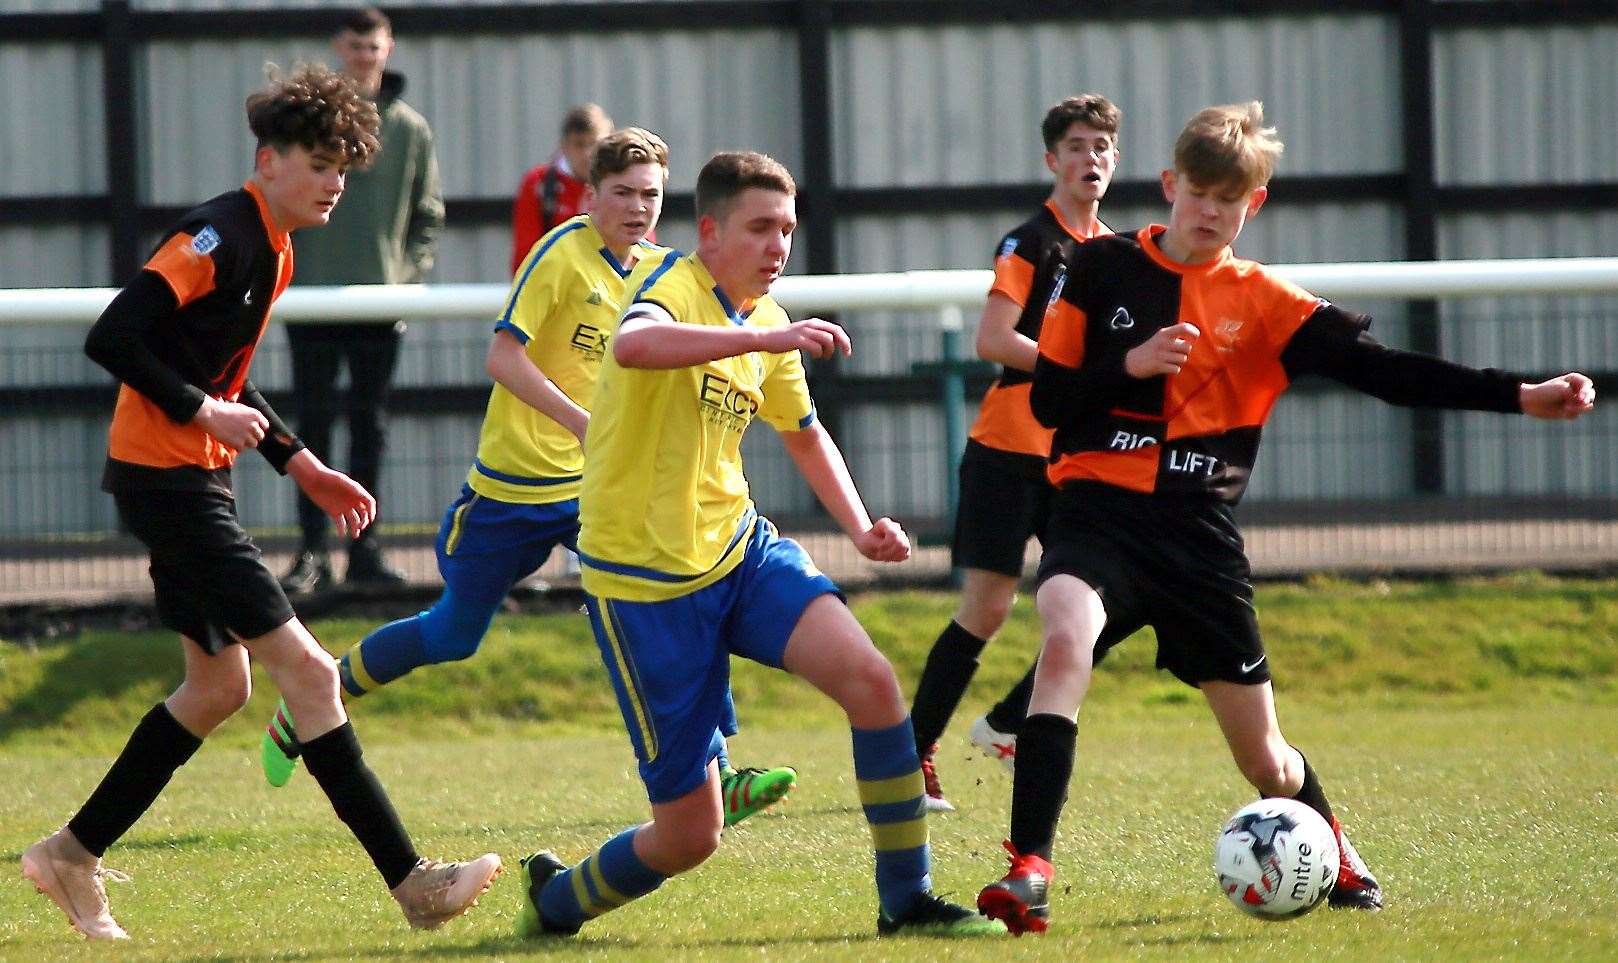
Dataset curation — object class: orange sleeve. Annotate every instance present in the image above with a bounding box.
[1038,299,1088,367]
[1261,272,1326,354]
[988,253,1036,307]
[144,231,218,307]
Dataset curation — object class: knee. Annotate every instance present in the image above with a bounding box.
[662,826,722,874]
[1235,748,1294,797]
[179,670,252,730]
[959,595,1013,639]
[294,652,341,702]
[1040,626,1095,674]
[840,650,902,708]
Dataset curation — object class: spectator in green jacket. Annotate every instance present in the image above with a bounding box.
[282,6,444,594]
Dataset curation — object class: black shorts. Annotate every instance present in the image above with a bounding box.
[114,489,295,654]
[1035,483,1270,688]
[951,440,1054,576]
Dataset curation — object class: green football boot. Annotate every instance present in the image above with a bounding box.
[260,698,300,787]
[878,891,1008,937]
[720,765,797,827]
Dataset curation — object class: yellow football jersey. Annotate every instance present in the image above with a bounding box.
[578,252,816,601]
[468,215,665,503]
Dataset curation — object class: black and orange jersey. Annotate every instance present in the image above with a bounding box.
[86,180,303,494]
[967,201,1109,470]
[1032,226,1523,503]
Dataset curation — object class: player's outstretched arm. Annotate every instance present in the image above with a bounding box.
[614,309,851,369]
[1520,373,1596,420]
[1279,304,1583,416]
[486,329,589,444]
[285,449,376,540]
[779,422,910,563]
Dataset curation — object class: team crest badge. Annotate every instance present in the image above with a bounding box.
[191,226,220,255]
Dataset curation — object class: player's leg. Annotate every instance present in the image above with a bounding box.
[776,594,1000,935]
[971,659,1035,773]
[911,445,1042,809]
[27,492,263,939]
[23,642,233,941]
[343,322,406,584]
[912,568,1018,812]
[1202,680,1382,910]
[246,617,500,926]
[969,476,1057,771]
[282,323,342,593]
[714,686,798,827]
[519,593,729,936]
[977,573,1104,935]
[262,495,568,785]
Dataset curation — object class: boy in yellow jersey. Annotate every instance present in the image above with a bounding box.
[258,129,796,826]
[515,152,1005,939]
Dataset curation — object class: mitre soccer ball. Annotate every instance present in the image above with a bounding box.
[1214,798,1339,919]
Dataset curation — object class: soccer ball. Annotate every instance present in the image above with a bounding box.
[1214,798,1339,919]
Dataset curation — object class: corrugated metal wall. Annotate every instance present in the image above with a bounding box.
[1,5,1613,542]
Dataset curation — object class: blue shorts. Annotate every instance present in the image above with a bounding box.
[436,486,578,603]
[585,517,841,804]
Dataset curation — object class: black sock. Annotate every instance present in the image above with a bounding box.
[909,621,988,752]
[301,722,419,889]
[1009,713,1078,861]
[1289,747,1336,825]
[985,659,1038,735]
[67,703,203,857]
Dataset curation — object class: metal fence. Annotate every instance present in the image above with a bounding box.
[2,260,1616,605]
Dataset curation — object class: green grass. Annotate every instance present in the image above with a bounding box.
[2,576,1617,960]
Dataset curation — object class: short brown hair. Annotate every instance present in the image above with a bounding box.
[1173,101,1284,195]
[1041,94,1120,151]
[246,63,381,168]
[339,7,390,35]
[590,127,670,186]
[562,103,613,139]
[695,151,796,222]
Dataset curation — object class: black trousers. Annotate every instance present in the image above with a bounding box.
[286,321,404,550]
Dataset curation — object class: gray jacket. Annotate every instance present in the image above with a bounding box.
[292,70,444,288]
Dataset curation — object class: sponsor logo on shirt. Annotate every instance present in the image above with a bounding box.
[570,322,608,361]
[1046,266,1067,308]
[192,226,220,255]
[1109,306,1134,330]
[998,236,1019,260]
[698,371,759,434]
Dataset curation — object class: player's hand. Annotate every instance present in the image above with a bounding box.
[854,517,910,563]
[193,396,269,449]
[288,453,376,539]
[1520,373,1596,420]
[1125,322,1200,378]
[761,318,852,360]
[566,410,590,453]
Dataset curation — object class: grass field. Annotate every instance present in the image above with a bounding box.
[2,576,1616,961]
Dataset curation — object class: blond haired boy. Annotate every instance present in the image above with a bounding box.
[975,101,1595,934]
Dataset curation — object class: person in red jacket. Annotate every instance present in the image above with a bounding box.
[510,103,613,274]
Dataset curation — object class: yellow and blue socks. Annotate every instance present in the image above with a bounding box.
[540,827,665,928]
[853,719,932,918]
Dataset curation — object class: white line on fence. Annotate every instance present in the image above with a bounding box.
[3,257,1618,325]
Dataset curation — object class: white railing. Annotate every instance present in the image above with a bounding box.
[4,257,1618,324]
